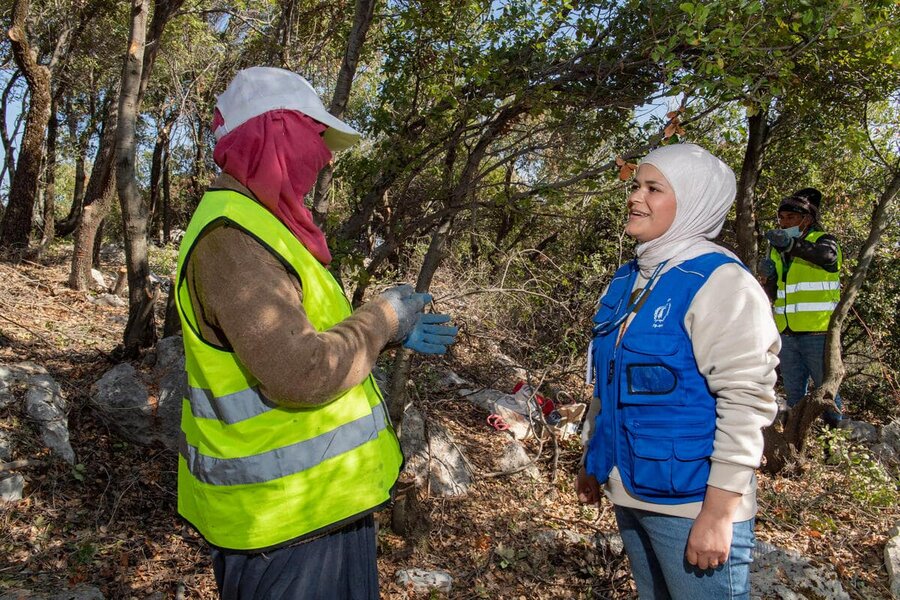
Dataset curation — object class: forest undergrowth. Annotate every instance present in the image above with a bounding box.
[0,244,897,599]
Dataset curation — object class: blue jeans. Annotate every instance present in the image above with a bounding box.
[780,333,843,426]
[614,506,754,600]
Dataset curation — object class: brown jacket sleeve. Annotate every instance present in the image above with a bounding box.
[185,224,399,407]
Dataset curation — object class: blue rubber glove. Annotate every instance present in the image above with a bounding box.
[380,285,432,342]
[403,313,459,355]
[758,258,777,280]
[765,228,795,251]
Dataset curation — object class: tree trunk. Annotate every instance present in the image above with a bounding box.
[57,92,98,237]
[162,141,172,243]
[0,72,22,186]
[277,0,296,67]
[0,0,52,255]
[312,0,378,228]
[92,219,105,268]
[734,111,773,270]
[112,267,128,296]
[68,96,119,290]
[390,470,430,540]
[387,217,454,422]
[189,114,207,205]
[117,0,186,356]
[386,217,453,540]
[56,110,86,236]
[763,168,900,473]
[148,123,170,243]
[70,177,116,290]
[35,98,59,255]
[383,106,521,435]
[117,0,156,357]
[162,278,181,337]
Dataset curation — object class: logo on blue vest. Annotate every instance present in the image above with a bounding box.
[652,298,672,328]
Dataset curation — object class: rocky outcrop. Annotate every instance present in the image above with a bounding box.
[751,541,849,599]
[0,361,75,465]
[0,474,24,502]
[885,521,900,599]
[90,336,185,450]
[400,405,472,497]
[497,439,541,480]
[395,569,452,594]
[873,419,900,467]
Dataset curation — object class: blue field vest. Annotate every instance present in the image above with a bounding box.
[584,253,741,504]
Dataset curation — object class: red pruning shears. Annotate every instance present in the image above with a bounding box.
[487,414,509,431]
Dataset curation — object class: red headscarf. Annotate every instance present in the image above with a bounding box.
[212,109,334,264]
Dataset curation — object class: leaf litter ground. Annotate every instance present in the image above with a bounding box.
[0,247,897,599]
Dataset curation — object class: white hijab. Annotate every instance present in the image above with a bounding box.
[635,143,739,276]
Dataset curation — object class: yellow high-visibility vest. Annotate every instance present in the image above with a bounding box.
[771,230,842,333]
[174,189,402,551]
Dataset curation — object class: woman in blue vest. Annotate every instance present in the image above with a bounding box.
[576,143,780,599]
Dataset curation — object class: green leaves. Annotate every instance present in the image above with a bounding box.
[654,0,900,113]
[72,463,86,482]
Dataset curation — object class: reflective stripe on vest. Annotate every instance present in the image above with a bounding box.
[771,230,841,333]
[773,301,839,314]
[188,385,276,424]
[776,281,841,297]
[179,402,390,485]
[174,189,402,551]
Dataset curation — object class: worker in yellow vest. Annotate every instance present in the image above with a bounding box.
[759,187,843,427]
[175,67,458,599]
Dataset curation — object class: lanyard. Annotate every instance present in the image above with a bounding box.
[591,260,668,337]
[585,259,668,385]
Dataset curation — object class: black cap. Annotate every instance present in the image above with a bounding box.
[778,187,822,219]
[791,187,822,208]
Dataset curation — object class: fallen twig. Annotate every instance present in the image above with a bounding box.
[0,313,56,348]
[0,458,46,473]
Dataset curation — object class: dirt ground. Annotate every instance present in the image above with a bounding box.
[0,248,897,599]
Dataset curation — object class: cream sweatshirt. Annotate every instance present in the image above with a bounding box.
[582,260,780,521]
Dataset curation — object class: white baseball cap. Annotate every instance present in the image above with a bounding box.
[213,66,362,151]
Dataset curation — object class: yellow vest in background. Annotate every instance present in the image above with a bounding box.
[771,230,842,333]
[174,189,402,551]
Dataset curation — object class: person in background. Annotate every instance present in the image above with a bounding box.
[759,188,843,427]
[577,143,779,598]
[174,66,458,599]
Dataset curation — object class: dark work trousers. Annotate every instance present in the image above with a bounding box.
[210,515,379,600]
